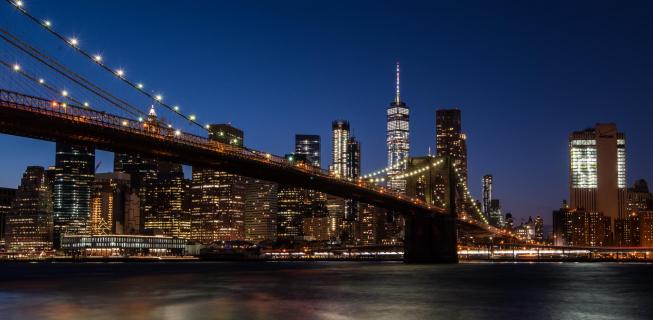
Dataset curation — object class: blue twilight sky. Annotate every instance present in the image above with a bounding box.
[1,0,653,224]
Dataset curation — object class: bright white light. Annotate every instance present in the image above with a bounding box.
[173,105,179,111]
[61,90,68,97]
[61,103,67,107]
[154,94,163,101]
[205,124,210,129]
[167,124,172,128]
[12,64,20,71]
[122,120,128,126]
[174,130,181,136]
[83,102,89,107]
[189,114,196,121]
[15,1,23,8]
[69,38,79,46]
[43,20,51,27]
[137,83,144,89]
[93,54,102,62]
[38,78,44,84]
[116,69,124,77]
[138,117,143,122]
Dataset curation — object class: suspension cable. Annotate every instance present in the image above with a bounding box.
[5,0,207,131]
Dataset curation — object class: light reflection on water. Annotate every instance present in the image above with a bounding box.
[0,262,650,320]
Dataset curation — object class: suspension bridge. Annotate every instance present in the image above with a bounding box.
[0,0,517,263]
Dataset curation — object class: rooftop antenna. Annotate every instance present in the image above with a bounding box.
[395,61,401,104]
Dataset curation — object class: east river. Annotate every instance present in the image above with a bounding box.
[0,262,651,319]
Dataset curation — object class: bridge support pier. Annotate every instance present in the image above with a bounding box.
[403,213,458,263]
[403,156,458,264]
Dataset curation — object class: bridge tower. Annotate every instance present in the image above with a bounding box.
[403,156,458,263]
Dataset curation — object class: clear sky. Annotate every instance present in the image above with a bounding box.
[1,0,652,225]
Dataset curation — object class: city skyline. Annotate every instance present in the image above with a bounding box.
[1,1,653,223]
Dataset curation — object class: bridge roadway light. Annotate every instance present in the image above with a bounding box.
[14,1,23,8]
[174,130,181,136]
[137,83,144,89]
[69,38,79,46]
[38,78,44,84]
[12,64,20,71]
[43,20,51,27]
[93,55,102,62]
[61,90,68,97]
[116,69,125,77]
[155,94,163,102]
[189,114,196,121]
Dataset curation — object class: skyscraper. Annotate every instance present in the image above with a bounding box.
[5,166,53,253]
[482,175,493,218]
[436,109,468,184]
[386,62,410,193]
[331,120,350,178]
[191,124,246,242]
[53,143,95,243]
[244,179,278,243]
[145,162,190,238]
[569,123,626,229]
[295,134,321,168]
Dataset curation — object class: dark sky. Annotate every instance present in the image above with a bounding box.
[1,0,653,224]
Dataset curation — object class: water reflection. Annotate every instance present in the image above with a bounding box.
[0,262,651,320]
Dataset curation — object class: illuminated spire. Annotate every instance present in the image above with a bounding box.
[148,104,157,117]
[395,61,400,104]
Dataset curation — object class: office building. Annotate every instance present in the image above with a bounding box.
[144,162,190,238]
[244,179,278,243]
[5,166,53,253]
[436,109,468,183]
[386,62,410,193]
[295,134,321,168]
[90,172,140,235]
[569,123,626,229]
[482,175,492,218]
[191,124,246,243]
[53,143,95,243]
[0,187,16,244]
[640,211,653,246]
[331,120,350,178]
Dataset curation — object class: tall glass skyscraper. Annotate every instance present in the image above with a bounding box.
[482,174,493,218]
[569,123,627,226]
[386,62,410,193]
[53,143,95,242]
[331,120,350,178]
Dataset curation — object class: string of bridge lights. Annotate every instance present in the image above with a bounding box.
[7,0,209,131]
[4,60,90,109]
[361,158,408,179]
[394,158,444,180]
[452,163,490,225]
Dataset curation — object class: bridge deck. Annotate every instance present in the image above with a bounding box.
[0,89,446,215]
